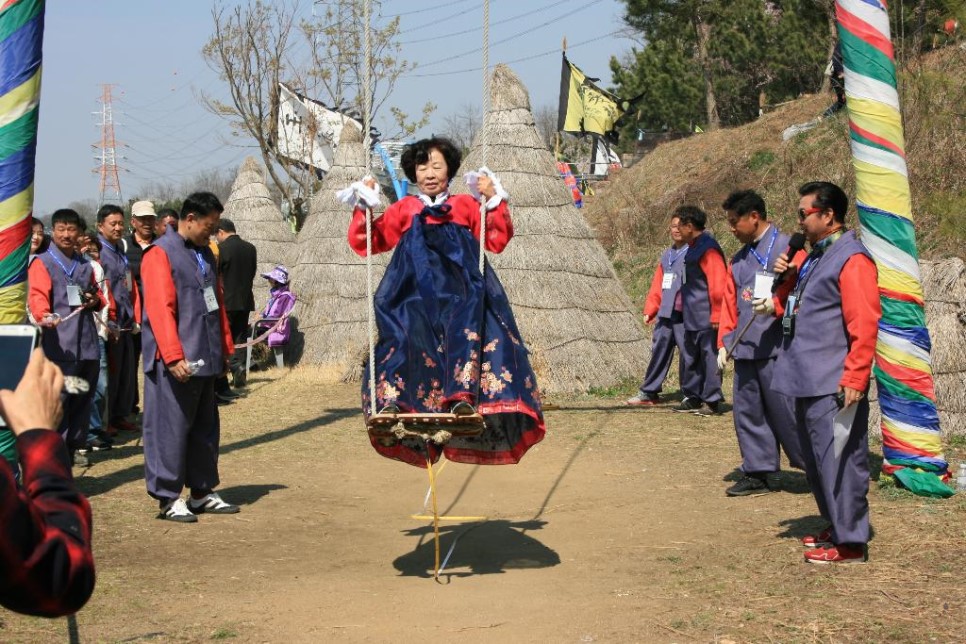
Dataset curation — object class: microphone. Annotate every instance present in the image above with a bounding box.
[771,232,807,293]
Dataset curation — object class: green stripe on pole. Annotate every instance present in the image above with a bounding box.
[859,214,919,259]
[0,0,42,42]
[880,297,926,328]
[849,129,897,157]
[0,241,28,285]
[837,25,896,88]
[0,107,37,161]
[873,366,933,405]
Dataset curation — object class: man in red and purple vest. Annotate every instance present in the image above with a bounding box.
[773,181,880,564]
[675,206,726,415]
[140,192,239,523]
[717,190,803,497]
[28,209,107,466]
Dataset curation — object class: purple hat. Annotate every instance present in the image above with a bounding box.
[261,265,289,285]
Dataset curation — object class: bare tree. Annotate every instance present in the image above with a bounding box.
[437,103,482,153]
[202,0,433,205]
[533,104,558,149]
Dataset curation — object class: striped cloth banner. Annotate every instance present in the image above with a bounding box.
[0,0,43,323]
[836,0,949,486]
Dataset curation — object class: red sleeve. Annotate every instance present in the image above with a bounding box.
[141,248,184,365]
[347,204,405,256]
[839,254,881,390]
[642,264,664,321]
[0,430,94,617]
[717,262,738,349]
[700,249,727,325]
[217,277,234,357]
[27,260,53,321]
[773,248,809,317]
[471,200,514,253]
[107,281,117,322]
[131,275,142,325]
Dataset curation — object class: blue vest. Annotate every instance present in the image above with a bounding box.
[140,229,224,378]
[98,234,135,327]
[657,245,687,320]
[33,248,99,362]
[682,232,724,332]
[722,226,788,360]
[773,230,874,397]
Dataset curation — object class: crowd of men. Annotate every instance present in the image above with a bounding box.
[628,181,880,565]
[18,194,267,523]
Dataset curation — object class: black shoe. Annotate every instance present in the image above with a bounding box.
[88,437,113,451]
[764,471,782,491]
[220,389,243,400]
[451,401,476,416]
[379,404,400,415]
[673,397,702,412]
[231,365,247,388]
[726,475,774,497]
[215,393,234,406]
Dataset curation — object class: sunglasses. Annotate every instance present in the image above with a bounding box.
[798,206,824,220]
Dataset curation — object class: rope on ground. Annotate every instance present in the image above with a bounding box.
[424,447,442,581]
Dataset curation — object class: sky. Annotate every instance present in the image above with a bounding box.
[33,0,634,216]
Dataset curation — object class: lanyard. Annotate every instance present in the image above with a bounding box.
[46,249,79,282]
[102,239,129,269]
[194,250,210,281]
[795,253,821,293]
[748,227,778,269]
[666,246,687,270]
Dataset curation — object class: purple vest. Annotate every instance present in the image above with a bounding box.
[98,234,135,327]
[657,245,687,320]
[773,230,873,397]
[682,232,724,332]
[722,226,788,360]
[33,248,99,362]
[141,230,224,378]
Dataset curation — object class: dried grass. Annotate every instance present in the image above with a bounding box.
[454,64,649,394]
[291,126,391,378]
[222,157,297,293]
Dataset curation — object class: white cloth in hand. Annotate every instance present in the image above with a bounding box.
[335,175,381,209]
[463,166,509,209]
[716,347,728,372]
[752,297,776,316]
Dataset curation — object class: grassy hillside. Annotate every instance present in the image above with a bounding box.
[586,46,965,306]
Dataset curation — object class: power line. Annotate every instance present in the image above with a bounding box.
[398,0,576,43]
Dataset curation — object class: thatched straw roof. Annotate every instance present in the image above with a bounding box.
[222,157,296,292]
[868,257,966,439]
[292,126,391,379]
[453,64,649,394]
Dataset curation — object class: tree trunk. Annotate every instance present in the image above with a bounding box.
[821,2,838,93]
[693,16,719,130]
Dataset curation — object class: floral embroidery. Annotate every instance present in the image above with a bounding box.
[422,352,437,368]
[480,362,506,397]
[500,367,513,383]
[395,375,405,391]
[741,286,754,302]
[454,359,479,389]
[524,376,533,389]
[464,328,480,342]
[483,339,499,353]
[379,346,395,364]
[422,385,445,411]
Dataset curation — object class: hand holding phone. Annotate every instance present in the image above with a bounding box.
[0,348,64,436]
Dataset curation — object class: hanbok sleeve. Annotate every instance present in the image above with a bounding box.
[348,202,406,256]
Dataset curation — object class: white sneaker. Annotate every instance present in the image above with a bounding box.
[158,498,198,523]
[188,492,240,515]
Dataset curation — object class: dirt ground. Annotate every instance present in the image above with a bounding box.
[3,366,965,643]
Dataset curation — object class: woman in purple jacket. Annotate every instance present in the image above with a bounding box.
[257,265,296,348]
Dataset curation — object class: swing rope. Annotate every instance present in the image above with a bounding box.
[477,0,490,274]
[363,0,377,416]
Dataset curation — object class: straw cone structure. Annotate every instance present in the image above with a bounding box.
[869,257,966,439]
[292,126,391,379]
[222,157,296,293]
[455,64,648,394]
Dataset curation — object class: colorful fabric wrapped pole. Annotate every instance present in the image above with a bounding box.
[0,0,44,324]
[836,0,950,494]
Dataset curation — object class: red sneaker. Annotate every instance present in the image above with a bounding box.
[110,418,140,433]
[625,393,660,406]
[803,544,867,564]
[801,529,833,548]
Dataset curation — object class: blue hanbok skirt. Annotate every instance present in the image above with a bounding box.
[362,209,545,467]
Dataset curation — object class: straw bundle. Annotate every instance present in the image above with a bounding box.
[291,126,391,380]
[454,64,649,394]
[222,157,297,293]
[869,257,966,438]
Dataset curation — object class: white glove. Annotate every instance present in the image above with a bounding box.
[642,313,651,324]
[717,347,728,372]
[464,166,509,208]
[335,175,382,209]
[752,297,776,316]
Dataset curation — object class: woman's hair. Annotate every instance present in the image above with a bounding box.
[400,137,461,183]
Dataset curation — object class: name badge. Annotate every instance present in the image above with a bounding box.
[125,270,133,291]
[662,273,675,290]
[753,271,775,299]
[66,284,83,307]
[203,285,220,313]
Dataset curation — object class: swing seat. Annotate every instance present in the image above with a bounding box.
[367,412,486,442]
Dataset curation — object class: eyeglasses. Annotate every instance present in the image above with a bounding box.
[798,206,824,221]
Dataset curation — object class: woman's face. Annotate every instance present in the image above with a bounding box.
[414,148,449,197]
[31,223,44,253]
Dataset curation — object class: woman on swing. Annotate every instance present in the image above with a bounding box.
[343,137,545,468]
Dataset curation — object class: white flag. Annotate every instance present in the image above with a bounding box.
[275,82,362,173]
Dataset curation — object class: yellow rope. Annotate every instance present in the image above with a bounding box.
[410,515,488,521]
[425,449,441,580]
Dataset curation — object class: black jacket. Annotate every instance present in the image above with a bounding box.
[218,234,258,312]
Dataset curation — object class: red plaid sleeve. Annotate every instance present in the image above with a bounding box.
[0,430,95,617]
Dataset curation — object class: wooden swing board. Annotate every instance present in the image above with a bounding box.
[367,412,485,437]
